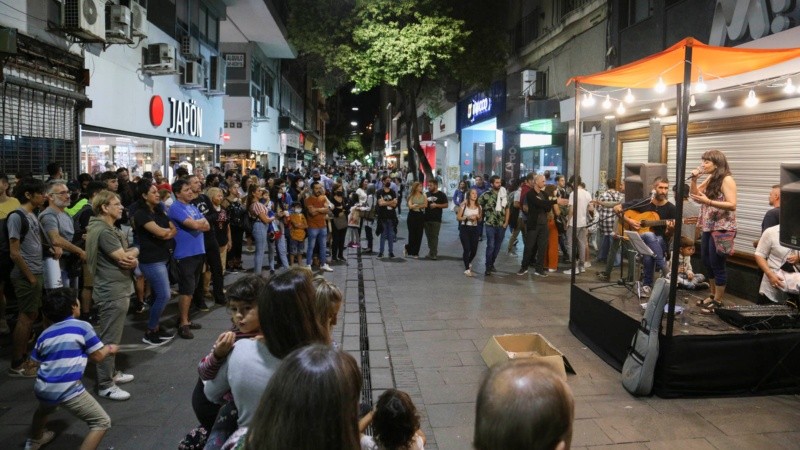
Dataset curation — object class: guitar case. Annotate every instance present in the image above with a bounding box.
[621,277,670,396]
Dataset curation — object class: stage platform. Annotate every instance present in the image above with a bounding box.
[569,281,800,398]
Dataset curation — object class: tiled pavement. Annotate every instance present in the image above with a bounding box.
[1,216,800,449]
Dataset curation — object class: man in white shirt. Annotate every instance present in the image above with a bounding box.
[755,225,799,304]
[564,182,593,274]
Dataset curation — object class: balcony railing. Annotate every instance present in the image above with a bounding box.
[555,0,595,21]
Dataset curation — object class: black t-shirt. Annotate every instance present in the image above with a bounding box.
[192,194,216,243]
[377,188,397,220]
[133,206,172,264]
[424,190,448,222]
[525,188,557,228]
[761,207,780,232]
[210,206,230,246]
[623,198,677,238]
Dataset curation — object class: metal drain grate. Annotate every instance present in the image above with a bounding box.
[357,247,373,412]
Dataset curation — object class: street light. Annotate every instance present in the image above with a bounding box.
[350,121,358,127]
[352,107,359,111]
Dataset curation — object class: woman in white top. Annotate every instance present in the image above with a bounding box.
[457,188,482,277]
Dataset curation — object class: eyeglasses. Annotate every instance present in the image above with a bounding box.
[51,191,70,196]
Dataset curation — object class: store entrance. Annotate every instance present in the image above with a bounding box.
[169,140,216,181]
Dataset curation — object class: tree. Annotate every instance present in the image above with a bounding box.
[288,0,508,180]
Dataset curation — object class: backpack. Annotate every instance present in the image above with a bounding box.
[0,210,30,277]
[621,277,670,396]
[227,200,246,229]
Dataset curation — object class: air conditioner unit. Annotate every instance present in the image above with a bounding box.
[105,4,132,43]
[142,43,178,74]
[180,35,200,61]
[129,1,148,38]
[62,0,106,42]
[207,55,227,94]
[182,61,205,88]
[521,69,546,98]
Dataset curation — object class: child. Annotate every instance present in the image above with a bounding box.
[312,276,343,347]
[288,201,308,266]
[158,188,173,211]
[27,288,116,450]
[673,236,709,290]
[360,389,426,450]
[181,275,265,450]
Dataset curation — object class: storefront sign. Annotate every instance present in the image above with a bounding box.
[167,98,203,138]
[709,0,798,46]
[432,106,456,140]
[457,81,506,130]
[225,53,245,68]
[467,97,492,123]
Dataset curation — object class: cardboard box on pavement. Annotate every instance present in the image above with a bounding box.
[480,333,575,380]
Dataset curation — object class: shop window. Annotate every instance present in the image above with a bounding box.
[621,0,653,28]
[169,141,216,182]
[80,131,165,180]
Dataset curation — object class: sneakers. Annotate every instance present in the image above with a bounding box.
[24,430,55,450]
[320,264,333,272]
[508,250,518,256]
[8,359,38,378]
[584,261,592,268]
[516,268,529,276]
[99,385,131,401]
[143,329,175,346]
[389,253,395,258]
[563,267,585,275]
[533,270,549,277]
[112,371,134,384]
[465,269,474,277]
[640,285,652,298]
[548,268,558,273]
[377,253,384,258]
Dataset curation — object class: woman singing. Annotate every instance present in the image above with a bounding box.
[689,149,737,314]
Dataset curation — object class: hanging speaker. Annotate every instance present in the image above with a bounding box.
[779,163,800,250]
[624,163,667,201]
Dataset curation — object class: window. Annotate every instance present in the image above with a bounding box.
[620,0,653,28]
[149,0,177,39]
[198,7,207,39]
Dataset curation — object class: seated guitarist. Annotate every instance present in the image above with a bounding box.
[612,178,676,297]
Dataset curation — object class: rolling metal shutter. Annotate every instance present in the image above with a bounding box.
[0,83,78,178]
[666,129,800,256]
[620,139,649,178]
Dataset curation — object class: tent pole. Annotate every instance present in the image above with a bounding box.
[665,45,693,338]
[571,82,582,285]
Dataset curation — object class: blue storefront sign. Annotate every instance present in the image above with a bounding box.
[457,81,506,131]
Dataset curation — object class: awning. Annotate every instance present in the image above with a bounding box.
[568,37,800,88]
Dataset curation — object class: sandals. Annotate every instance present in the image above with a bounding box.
[696,295,714,307]
[699,300,723,315]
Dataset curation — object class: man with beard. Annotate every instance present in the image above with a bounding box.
[611,178,676,297]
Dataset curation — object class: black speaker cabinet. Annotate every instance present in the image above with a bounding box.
[780,163,800,250]
[624,163,667,201]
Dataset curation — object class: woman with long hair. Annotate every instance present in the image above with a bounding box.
[204,187,231,299]
[132,181,177,345]
[690,149,737,314]
[204,269,330,446]
[404,182,428,258]
[223,180,245,272]
[245,184,274,276]
[269,184,290,269]
[243,345,361,450]
[329,184,349,262]
[457,188,482,277]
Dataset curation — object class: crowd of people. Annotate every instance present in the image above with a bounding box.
[6,148,787,450]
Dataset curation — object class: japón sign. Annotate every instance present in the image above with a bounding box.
[150,95,203,138]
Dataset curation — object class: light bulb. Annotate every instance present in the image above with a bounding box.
[582,93,595,107]
[658,102,668,116]
[744,90,759,107]
[714,95,725,109]
[689,95,697,107]
[695,72,707,93]
[616,102,626,115]
[654,77,666,93]
[624,89,635,104]
[602,95,612,109]
[784,78,796,94]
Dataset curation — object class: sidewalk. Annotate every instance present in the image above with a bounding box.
[1,216,799,449]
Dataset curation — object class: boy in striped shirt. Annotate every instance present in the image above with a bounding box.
[26,288,117,450]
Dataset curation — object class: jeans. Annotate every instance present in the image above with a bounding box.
[139,261,171,330]
[94,295,129,390]
[252,221,273,275]
[484,225,506,270]
[521,223,548,272]
[701,231,728,285]
[306,227,328,266]
[459,225,480,269]
[598,234,621,266]
[275,232,289,268]
[640,232,667,286]
[379,219,395,255]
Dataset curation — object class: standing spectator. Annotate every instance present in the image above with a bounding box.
[329,185,349,262]
[7,178,46,378]
[168,179,210,339]
[223,180,245,272]
[506,178,525,256]
[474,360,574,450]
[518,175,567,277]
[304,182,333,272]
[362,184,377,253]
[690,149,738,313]
[478,176,510,276]
[543,185,563,273]
[457,189,482,277]
[74,182,105,323]
[270,183,291,269]
[594,179,623,266]
[563,181,594,275]
[377,176,398,258]
[288,202,308,266]
[85,190,139,400]
[132,182,177,346]
[192,177,225,308]
[26,288,116,450]
[39,181,87,289]
[206,187,232,281]
[404,182,428,259]
[423,179,448,260]
[45,162,63,183]
[0,172,21,335]
[246,185,275,276]
[116,168,135,210]
[555,175,570,261]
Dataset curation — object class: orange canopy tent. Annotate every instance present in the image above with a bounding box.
[566,37,800,339]
[568,37,800,88]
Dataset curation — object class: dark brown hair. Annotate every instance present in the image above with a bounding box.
[373,389,420,450]
[701,149,732,199]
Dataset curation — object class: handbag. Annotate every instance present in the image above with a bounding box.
[333,214,348,230]
[711,230,736,256]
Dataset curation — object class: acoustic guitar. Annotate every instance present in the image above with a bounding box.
[616,210,673,237]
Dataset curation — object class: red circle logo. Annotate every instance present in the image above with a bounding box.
[464,159,470,165]
[150,96,164,127]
